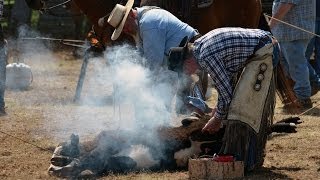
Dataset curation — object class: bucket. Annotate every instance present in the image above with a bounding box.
[6,63,33,90]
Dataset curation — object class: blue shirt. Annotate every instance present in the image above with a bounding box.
[193,28,272,120]
[272,0,315,41]
[137,7,198,69]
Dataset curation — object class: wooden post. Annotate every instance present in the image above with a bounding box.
[189,158,244,179]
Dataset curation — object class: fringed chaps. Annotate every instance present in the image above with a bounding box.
[220,74,275,171]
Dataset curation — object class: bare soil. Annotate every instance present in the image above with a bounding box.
[0,48,320,179]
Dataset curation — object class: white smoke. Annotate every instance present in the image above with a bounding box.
[42,43,178,141]
[103,44,177,130]
[116,144,159,169]
[7,25,183,169]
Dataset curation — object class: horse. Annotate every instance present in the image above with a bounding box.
[25,0,266,46]
[140,0,264,34]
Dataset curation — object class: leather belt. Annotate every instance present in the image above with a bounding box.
[190,33,202,43]
[254,35,273,53]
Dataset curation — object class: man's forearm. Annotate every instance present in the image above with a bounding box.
[269,3,295,29]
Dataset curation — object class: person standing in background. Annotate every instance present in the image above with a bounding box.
[0,0,7,116]
[269,0,316,110]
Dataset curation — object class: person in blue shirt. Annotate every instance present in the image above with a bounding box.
[104,0,200,114]
[106,0,198,70]
[269,0,316,109]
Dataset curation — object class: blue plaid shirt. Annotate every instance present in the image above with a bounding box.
[271,0,315,41]
[193,28,272,120]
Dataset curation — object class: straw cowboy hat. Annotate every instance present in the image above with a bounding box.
[107,0,134,40]
[168,36,190,73]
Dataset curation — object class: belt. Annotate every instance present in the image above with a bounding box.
[253,35,273,53]
[190,33,202,43]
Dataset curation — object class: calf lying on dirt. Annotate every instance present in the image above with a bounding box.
[48,114,223,177]
[48,114,301,178]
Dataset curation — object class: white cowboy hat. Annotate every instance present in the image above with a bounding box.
[107,0,134,40]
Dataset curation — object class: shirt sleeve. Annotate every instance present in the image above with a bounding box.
[202,56,233,120]
[140,28,166,70]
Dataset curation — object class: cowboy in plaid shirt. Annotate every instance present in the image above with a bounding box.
[168,27,279,133]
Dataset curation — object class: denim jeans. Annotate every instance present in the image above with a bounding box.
[305,20,320,74]
[280,39,311,99]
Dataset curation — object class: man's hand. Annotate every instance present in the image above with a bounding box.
[202,117,223,134]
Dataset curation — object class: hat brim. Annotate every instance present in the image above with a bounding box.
[111,0,134,41]
[168,36,189,72]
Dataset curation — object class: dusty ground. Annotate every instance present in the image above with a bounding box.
[0,45,320,179]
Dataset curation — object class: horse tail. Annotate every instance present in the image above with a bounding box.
[258,12,271,32]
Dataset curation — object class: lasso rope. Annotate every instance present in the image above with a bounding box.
[0,129,53,153]
[264,14,320,38]
[21,37,88,48]
[43,0,72,11]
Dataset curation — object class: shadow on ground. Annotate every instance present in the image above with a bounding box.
[245,166,296,179]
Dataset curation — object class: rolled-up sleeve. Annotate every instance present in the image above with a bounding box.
[200,57,233,120]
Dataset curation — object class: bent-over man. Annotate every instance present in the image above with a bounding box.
[168,27,280,170]
[101,0,202,114]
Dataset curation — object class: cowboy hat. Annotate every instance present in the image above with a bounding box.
[168,36,189,73]
[107,0,134,40]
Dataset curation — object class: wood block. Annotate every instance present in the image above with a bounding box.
[188,158,209,179]
[189,158,244,179]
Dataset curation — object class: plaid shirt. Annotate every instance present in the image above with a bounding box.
[193,28,272,120]
[271,0,315,41]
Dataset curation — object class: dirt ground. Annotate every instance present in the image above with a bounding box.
[0,46,320,179]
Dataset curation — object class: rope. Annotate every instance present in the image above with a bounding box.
[40,0,85,18]
[264,13,320,38]
[298,101,320,116]
[0,129,53,153]
[44,0,72,11]
[21,37,87,48]
[62,42,88,48]
[21,37,85,43]
[0,129,79,160]
[264,14,320,116]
